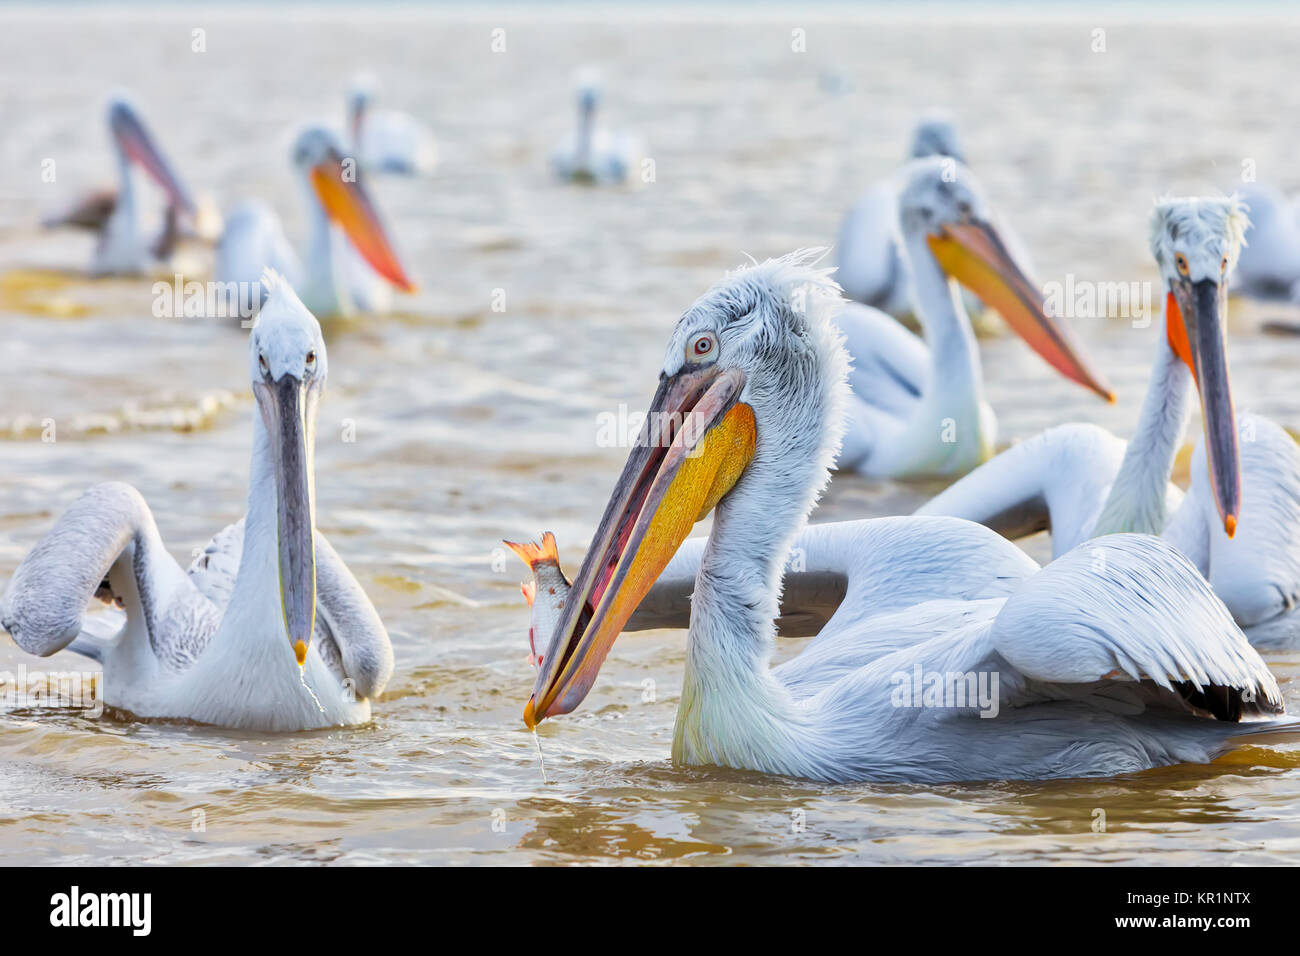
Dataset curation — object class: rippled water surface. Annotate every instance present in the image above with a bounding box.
[2,6,1300,865]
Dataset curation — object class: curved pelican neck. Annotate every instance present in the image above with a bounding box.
[898,230,989,463]
[1092,330,1192,537]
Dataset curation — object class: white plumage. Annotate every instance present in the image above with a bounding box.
[530,252,1300,783]
[346,72,438,176]
[0,279,392,730]
[921,197,1300,646]
[550,68,645,185]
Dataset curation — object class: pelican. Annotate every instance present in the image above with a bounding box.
[520,251,1299,784]
[346,72,438,176]
[836,112,965,315]
[0,274,392,730]
[550,68,644,185]
[833,158,1114,478]
[43,96,198,276]
[214,125,416,318]
[919,197,1300,646]
[1232,183,1300,301]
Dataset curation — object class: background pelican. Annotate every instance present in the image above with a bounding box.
[550,68,645,185]
[521,252,1297,783]
[1233,182,1300,301]
[0,275,392,730]
[347,71,438,176]
[919,197,1300,646]
[834,159,1114,478]
[215,126,416,318]
[836,111,965,315]
[43,96,199,276]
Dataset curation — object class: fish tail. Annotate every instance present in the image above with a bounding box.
[503,532,561,570]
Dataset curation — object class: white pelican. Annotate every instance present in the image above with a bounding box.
[43,96,198,276]
[214,126,416,318]
[346,72,438,176]
[520,251,1299,783]
[0,274,392,730]
[550,68,644,185]
[1232,183,1300,301]
[919,198,1300,646]
[836,112,965,315]
[834,159,1114,478]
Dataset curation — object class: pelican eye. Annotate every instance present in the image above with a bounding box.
[259,353,269,374]
[1221,255,1228,273]
[687,332,718,363]
[306,350,317,367]
[1175,253,1190,277]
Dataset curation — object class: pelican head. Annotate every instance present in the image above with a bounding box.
[897,156,1114,402]
[107,95,195,216]
[290,125,416,292]
[250,271,327,666]
[1150,196,1249,536]
[908,111,965,164]
[525,251,847,727]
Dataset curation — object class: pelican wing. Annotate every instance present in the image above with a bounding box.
[1,483,219,668]
[213,200,303,307]
[1166,414,1300,642]
[631,515,1037,644]
[916,422,1127,556]
[835,181,911,316]
[833,302,929,416]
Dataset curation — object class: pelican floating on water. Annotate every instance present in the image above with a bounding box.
[347,72,438,176]
[43,96,199,276]
[550,68,644,185]
[214,126,416,318]
[520,251,1298,783]
[834,159,1114,478]
[920,197,1300,646]
[0,275,392,730]
[1232,183,1300,302]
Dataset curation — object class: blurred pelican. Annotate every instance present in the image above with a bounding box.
[921,197,1300,646]
[42,96,203,276]
[215,125,416,318]
[834,158,1113,478]
[836,112,964,315]
[0,275,392,730]
[347,72,438,176]
[550,68,644,185]
[1233,183,1300,301]
[521,252,1298,783]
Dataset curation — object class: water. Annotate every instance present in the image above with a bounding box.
[2,6,1300,865]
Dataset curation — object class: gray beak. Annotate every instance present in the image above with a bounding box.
[256,373,317,664]
[1170,275,1241,536]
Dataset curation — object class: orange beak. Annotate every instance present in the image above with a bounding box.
[927,221,1115,403]
[525,365,755,728]
[310,156,416,293]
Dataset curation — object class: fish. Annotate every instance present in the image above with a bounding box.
[504,532,571,668]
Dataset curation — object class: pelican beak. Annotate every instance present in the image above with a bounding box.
[1166,276,1241,536]
[108,101,196,216]
[310,152,417,293]
[927,221,1115,403]
[524,365,755,728]
[254,373,318,665]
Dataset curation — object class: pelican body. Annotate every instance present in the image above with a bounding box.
[550,70,644,185]
[347,72,437,176]
[519,252,1299,784]
[920,198,1300,646]
[0,276,392,730]
[43,97,198,276]
[1233,183,1300,301]
[834,159,1113,479]
[214,126,416,319]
